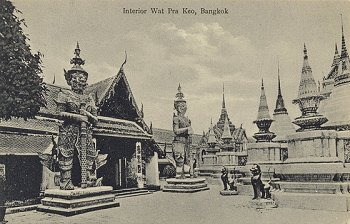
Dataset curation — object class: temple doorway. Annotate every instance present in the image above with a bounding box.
[96,136,137,189]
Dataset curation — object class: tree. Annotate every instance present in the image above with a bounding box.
[0,0,46,121]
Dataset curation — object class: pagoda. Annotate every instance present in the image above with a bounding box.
[270,66,296,142]
[207,119,217,148]
[321,19,350,129]
[221,117,233,144]
[214,84,235,136]
[253,79,276,142]
[292,44,328,131]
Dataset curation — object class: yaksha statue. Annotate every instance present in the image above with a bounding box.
[56,44,99,190]
[172,84,193,178]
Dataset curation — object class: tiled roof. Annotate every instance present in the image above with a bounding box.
[0,116,151,140]
[0,133,52,155]
[232,128,247,142]
[0,118,59,134]
[40,83,69,116]
[85,76,115,105]
[152,128,174,144]
[94,116,152,139]
[152,128,202,145]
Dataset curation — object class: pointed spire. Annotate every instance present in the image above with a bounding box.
[332,43,340,67]
[298,44,318,98]
[149,122,153,135]
[222,83,226,109]
[253,79,275,142]
[341,14,349,60]
[52,74,56,84]
[292,44,327,130]
[65,42,88,85]
[175,83,185,102]
[274,64,288,115]
[221,116,232,142]
[140,103,144,118]
[70,42,85,66]
[335,42,339,55]
[95,91,99,107]
[207,118,217,146]
[256,78,272,120]
[120,50,127,71]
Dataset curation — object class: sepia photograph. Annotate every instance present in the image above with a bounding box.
[0,0,350,223]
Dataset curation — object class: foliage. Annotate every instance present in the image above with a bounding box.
[0,0,46,121]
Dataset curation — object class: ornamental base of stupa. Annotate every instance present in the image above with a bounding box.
[37,186,119,216]
[271,129,350,211]
[163,177,210,193]
[292,114,328,131]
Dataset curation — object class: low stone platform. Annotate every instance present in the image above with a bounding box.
[37,186,119,216]
[275,181,349,194]
[272,192,350,212]
[220,190,238,196]
[163,178,210,193]
[249,198,277,209]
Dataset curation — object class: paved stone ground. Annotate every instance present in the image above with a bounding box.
[5,185,350,224]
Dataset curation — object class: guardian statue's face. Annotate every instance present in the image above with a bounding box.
[175,101,187,115]
[70,72,88,93]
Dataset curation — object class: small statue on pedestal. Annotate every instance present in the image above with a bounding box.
[228,170,237,191]
[250,164,265,199]
[172,84,193,179]
[221,166,229,191]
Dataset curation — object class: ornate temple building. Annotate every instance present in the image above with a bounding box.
[196,86,249,179]
[0,45,161,201]
[198,85,248,157]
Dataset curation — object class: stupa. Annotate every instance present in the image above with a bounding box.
[322,19,350,129]
[272,42,350,212]
[292,44,328,131]
[270,67,296,142]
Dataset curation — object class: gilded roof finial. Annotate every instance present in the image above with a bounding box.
[120,51,127,71]
[70,42,85,66]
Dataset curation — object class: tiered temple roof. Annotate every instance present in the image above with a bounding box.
[214,84,235,136]
[199,85,248,151]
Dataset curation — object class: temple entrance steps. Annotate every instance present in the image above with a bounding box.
[112,188,153,198]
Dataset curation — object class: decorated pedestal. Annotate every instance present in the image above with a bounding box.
[163,178,209,193]
[37,186,119,216]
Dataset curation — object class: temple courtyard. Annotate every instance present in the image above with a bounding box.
[5,184,349,224]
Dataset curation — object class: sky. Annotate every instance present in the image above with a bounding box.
[12,0,350,137]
